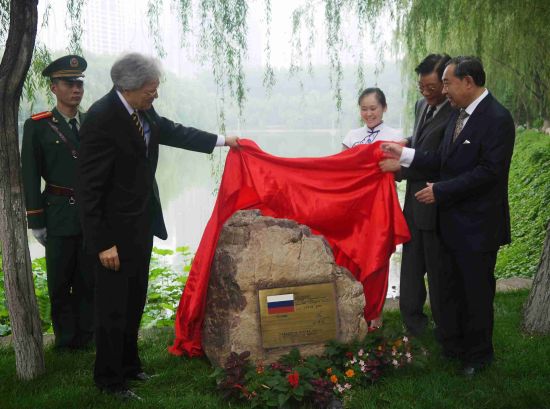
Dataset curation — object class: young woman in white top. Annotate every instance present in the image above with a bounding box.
[341,87,401,330]
[342,87,402,150]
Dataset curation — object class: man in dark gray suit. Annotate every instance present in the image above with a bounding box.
[381,56,515,375]
[381,54,453,336]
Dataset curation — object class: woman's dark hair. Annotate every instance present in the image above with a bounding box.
[358,87,387,108]
[446,56,486,86]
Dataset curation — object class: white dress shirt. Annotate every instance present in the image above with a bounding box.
[400,89,489,167]
[116,90,226,148]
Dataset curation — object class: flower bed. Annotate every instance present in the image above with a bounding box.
[213,331,426,408]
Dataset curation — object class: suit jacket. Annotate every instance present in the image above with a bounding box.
[76,88,217,259]
[21,108,85,236]
[412,93,515,252]
[402,99,453,230]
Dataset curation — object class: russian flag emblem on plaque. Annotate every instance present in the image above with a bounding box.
[266,294,295,314]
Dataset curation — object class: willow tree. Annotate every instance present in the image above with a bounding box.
[0,0,44,380]
[392,0,550,128]
[1,0,86,380]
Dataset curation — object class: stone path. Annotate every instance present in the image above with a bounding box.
[383,277,532,311]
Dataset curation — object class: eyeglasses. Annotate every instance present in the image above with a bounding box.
[143,88,158,97]
[417,83,441,94]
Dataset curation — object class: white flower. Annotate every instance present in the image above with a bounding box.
[358,349,364,357]
[392,359,399,367]
[344,383,352,390]
[351,357,357,364]
[405,352,412,359]
[337,384,345,393]
[407,357,412,363]
[403,336,409,343]
[391,350,397,356]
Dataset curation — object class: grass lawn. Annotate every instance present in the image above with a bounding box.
[0,290,549,409]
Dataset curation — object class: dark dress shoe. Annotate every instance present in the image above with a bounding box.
[105,388,143,401]
[128,372,156,381]
[461,366,477,377]
[461,361,491,377]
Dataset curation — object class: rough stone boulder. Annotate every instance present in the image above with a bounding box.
[202,210,367,366]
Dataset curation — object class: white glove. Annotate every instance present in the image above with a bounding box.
[32,228,47,246]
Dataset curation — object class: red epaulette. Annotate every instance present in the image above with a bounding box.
[31,111,53,121]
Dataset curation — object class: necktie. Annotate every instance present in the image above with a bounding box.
[452,109,469,142]
[131,110,144,141]
[69,118,79,140]
[425,105,436,122]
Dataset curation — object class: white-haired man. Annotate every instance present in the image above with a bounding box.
[77,53,238,400]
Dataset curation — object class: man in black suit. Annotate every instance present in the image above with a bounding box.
[76,53,238,399]
[381,54,453,336]
[380,56,515,375]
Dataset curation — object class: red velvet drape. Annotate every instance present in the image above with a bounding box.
[169,139,410,357]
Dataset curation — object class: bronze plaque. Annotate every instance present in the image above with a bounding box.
[258,283,338,349]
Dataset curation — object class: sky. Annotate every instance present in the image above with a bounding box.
[36,0,397,77]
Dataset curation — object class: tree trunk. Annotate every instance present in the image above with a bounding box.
[543,118,550,135]
[0,0,44,379]
[523,221,550,334]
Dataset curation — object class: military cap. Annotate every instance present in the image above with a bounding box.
[42,55,87,81]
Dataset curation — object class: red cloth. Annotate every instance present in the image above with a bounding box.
[169,139,410,357]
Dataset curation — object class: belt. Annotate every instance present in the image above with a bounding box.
[45,184,76,204]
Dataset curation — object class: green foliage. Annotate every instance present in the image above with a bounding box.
[31,257,53,333]
[0,245,193,336]
[65,0,85,55]
[22,44,53,114]
[495,130,550,278]
[214,328,424,408]
[0,255,51,336]
[147,0,167,58]
[393,0,550,126]
[141,246,193,328]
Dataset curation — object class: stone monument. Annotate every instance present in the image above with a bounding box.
[202,210,367,366]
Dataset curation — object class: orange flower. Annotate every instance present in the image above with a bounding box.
[326,367,332,375]
[330,375,338,384]
[345,369,355,378]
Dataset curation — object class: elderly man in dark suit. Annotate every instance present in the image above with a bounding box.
[380,56,515,376]
[382,54,453,336]
[76,53,238,400]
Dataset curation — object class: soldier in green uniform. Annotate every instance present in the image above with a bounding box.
[21,55,94,350]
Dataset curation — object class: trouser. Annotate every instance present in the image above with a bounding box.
[45,235,94,348]
[399,224,442,335]
[437,247,497,365]
[93,239,153,391]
